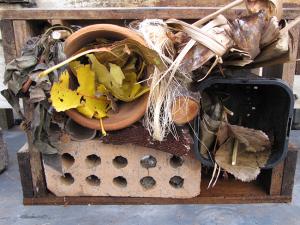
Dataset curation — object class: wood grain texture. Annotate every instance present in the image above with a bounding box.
[23,100,47,197]
[282,24,300,87]
[268,162,285,195]
[23,194,291,205]
[0,7,299,20]
[281,148,298,196]
[12,20,33,56]
[17,144,34,198]
[0,20,17,63]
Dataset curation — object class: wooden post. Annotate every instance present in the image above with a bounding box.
[0,20,17,63]
[12,20,47,197]
[262,23,299,195]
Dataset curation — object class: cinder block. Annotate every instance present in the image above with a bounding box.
[43,141,201,198]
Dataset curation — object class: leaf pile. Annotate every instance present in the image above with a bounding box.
[49,39,161,122]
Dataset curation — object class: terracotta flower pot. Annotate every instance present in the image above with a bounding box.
[64,24,149,131]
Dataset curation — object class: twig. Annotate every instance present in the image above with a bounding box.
[193,0,244,27]
[212,165,221,187]
[232,138,239,165]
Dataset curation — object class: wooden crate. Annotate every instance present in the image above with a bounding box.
[1,4,300,204]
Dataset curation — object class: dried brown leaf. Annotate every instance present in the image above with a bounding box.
[230,11,267,60]
[245,0,283,20]
[215,137,270,182]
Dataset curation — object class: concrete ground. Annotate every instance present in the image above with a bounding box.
[0,128,299,225]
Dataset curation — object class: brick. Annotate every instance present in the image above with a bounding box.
[43,141,201,198]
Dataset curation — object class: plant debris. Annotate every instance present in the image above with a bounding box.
[215,137,271,182]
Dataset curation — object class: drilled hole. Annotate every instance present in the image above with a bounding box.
[86,175,101,186]
[112,156,128,168]
[169,176,184,188]
[170,155,184,168]
[60,173,74,185]
[140,155,157,169]
[113,176,127,188]
[61,153,75,169]
[140,176,156,189]
[85,154,101,168]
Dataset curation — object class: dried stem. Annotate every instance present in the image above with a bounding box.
[232,138,239,165]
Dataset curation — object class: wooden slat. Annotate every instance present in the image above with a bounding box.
[282,24,300,87]
[23,195,291,205]
[23,101,48,197]
[17,144,34,198]
[10,20,48,197]
[0,19,16,63]
[269,162,285,195]
[12,20,33,56]
[281,148,298,196]
[0,7,299,20]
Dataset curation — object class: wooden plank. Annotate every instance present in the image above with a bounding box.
[268,162,285,195]
[282,24,300,87]
[0,19,17,63]
[32,0,300,8]
[281,148,298,196]
[23,195,291,205]
[12,20,33,56]
[261,23,299,195]
[0,7,299,20]
[10,20,47,197]
[17,143,34,198]
[23,101,47,197]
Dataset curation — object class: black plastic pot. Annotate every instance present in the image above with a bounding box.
[193,75,294,169]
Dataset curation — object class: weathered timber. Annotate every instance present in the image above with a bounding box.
[0,7,299,20]
[17,144,34,198]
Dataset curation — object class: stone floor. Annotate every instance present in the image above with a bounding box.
[0,127,299,225]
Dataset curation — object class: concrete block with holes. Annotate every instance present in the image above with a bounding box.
[43,140,201,198]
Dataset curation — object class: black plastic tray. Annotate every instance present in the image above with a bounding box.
[193,75,294,169]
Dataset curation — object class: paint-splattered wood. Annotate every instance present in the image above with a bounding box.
[0,7,299,20]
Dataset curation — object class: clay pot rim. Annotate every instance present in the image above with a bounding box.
[64,24,150,131]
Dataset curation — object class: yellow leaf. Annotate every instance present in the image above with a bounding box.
[76,65,96,97]
[76,96,109,119]
[69,61,84,76]
[96,84,109,95]
[88,54,149,102]
[50,71,82,112]
[59,70,70,88]
[87,54,111,87]
[109,63,125,86]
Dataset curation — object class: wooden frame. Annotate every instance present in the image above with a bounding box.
[0,7,299,204]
